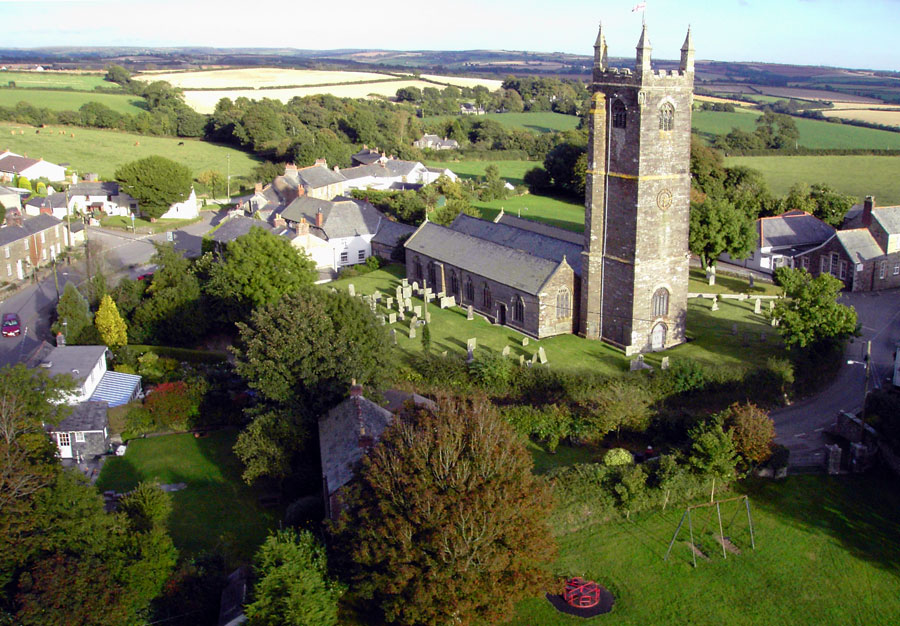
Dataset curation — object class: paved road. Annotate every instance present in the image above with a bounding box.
[772,289,900,455]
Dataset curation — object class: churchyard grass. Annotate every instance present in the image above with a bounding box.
[0,88,147,115]
[725,154,900,206]
[0,71,114,91]
[692,108,900,149]
[688,268,781,296]
[332,265,783,374]
[510,473,900,625]
[95,429,280,560]
[0,121,260,180]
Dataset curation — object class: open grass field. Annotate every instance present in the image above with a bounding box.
[692,109,900,149]
[725,155,900,206]
[510,474,900,625]
[424,159,538,186]
[427,111,580,134]
[0,121,260,180]
[95,430,281,560]
[133,68,395,89]
[473,193,585,233]
[0,88,147,115]
[332,265,783,375]
[0,70,114,91]
[418,74,504,90]
[822,108,900,127]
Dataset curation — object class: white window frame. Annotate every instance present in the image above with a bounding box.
[340,251,349,264]
[3,246,8,259]
[74,432,85,443]
[839,261,847,280]
[893,264,899,276]
[820,256,828,274]
[358,249,365,262]
[58,432,70,446]
[880,261,887,279]
[801,256,809,270]
[40,231,45,243]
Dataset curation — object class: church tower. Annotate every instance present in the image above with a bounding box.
[579,23,694,354]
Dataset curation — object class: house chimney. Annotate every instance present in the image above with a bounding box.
[273,216,286,229]
[285,163,298,176]
[298,216,310,237]
[315,158,327,168]
[350,379,362,396]
[254,182,262,194]
[333,165,340,173]
[296,185,305,198]
[862,195,875,227]
[315,209,323,228]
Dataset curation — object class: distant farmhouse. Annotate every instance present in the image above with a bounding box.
[0,150,67,182]
[413,134,459,150]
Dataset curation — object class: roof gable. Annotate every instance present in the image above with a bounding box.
[758,211,834,250]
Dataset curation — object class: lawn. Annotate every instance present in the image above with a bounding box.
[96,430,280,561]
[474,193,585,233]
[692,108,900,149]
[0,121,260,180]
[0,71,114,91]
[688,268,780,296]
[510,474,900,625]
[426,111,580,134]
[425,158,539,186]
[725,155,900,206]
[333,265,783,374]
[101,214,201,234]
[0,89,147,115]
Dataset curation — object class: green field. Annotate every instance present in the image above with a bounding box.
[333,266,782,375]
[0,71,114,91]
[474,193,585,232]
[510,474,900,625]
[426,111,580,134]
[95,430,280,560]
[426,159,539,186]
[0,89,147,115]
[0,121,260,180]
[726,155,900,205]
[692,109,900,149]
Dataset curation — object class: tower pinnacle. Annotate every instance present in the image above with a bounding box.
[636,23,652,75]
[680,26,695,73]
[593,22,608,71]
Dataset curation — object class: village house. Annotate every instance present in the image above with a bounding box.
[46,401,110,461]
[0,213,65,281]
[0,150,67,182]
[413,134,460,150]
[0,184,23,211]
[284,161,347,200]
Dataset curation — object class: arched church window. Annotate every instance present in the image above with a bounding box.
[427,262,436,288]
[659,103,675,131]
[450,271,459,297]
[482,284,492,310]
[413,257,423,280]
[612,100,627,129]
[465,277,474,303]
[652,287,669,317]
[513,295,525,323]
[556,288,572,319]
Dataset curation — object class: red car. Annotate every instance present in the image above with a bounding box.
[2,313,21,337]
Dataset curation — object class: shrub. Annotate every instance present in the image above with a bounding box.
[125,406,155,436]
[766,444,790,471]
[145,381,199,430]
[661,359,709,395]
[721,402,775,466]
[502,404,571,452]
[468,350,514,392]
[603,447,634,467]
[365,255,381,271]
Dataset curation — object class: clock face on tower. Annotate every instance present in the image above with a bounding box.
[657,188,673,211]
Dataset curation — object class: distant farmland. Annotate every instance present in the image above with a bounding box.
[725,155,900,205]
[133,68,395,89]
[0,89,147,115]
[426,111,580,134]
[0,71,115,91]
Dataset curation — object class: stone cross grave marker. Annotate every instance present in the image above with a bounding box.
[437,291,445,299]
[754,298,761,314]
[710,296,719,311]
[519,354,525,366]
[467,305,474,321]
[401,278,408,287]
[538,346,547,364]
[347,284,355,297]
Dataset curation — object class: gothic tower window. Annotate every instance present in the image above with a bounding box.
[659,103,675,131]
[482,284,492,310]
[465,277,474,303]
[652,288,669,317]
[612,100,627,129]
[556,287,572,319]
[513,295,525,323]
[450,271,459,297]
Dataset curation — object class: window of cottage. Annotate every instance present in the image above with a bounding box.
[652,287,670,317]
[358,250,365,262]
[75,432,85,443]
[830,253,840,276]
[659,103,675,131]
[880,261,887,279]
[839,261,847,280]
[556,287,572,319]
[612,100,627,129]
[340,251,349,264]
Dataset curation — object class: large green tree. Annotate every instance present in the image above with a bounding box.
[51,283,92,344]
[772,267,858,348]
[115,156,192,220]
[689,196,756,275]
[245,529,344,626]
[201,226,316,322]
[688,420,737,502]
[333,395,555,626]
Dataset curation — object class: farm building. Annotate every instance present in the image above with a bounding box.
[0,150,66,182]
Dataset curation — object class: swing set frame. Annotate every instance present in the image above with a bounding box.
[663,494,756,567]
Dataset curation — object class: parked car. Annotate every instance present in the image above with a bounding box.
[2,313,21,337]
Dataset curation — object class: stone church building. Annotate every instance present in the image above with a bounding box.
[405,22,694,354]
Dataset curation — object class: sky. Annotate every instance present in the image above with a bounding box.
[1,0,899,71]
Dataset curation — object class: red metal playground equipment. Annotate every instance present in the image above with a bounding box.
[563,577,602,609]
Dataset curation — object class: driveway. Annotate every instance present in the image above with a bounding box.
[772,289,900,457]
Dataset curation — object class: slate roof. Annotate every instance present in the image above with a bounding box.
[51,401,109,433]
[872,206,900,235]
[208,216,273,243]
[69,181,119,196]
[836,229,884,262]
[0,154,39,173]
[0,213,62,246]
[495,212,584,245]
[318,393,394,496]
[372,219,416,247]
[34,345,107,386]
[351,147,384,166]
[758,211,834,250]
[405,221,564,295]
[281,196,382,240]
[292,165,346,189]
[340,159,422,182]
[450,213,583,276]
[25,192,67,211]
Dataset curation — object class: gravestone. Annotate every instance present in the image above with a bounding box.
[348,284,355,297]
[749,274,755,289]
[770,300,775,312]
[401,278,408,287]
[522,336,529,347]
[630,355,645,371]
[519,354,525,366]
[410,315,418,327]
[537,346,547,364]
[770,317,778,327]
[502,345,510,357]
[710,296,719,312]
[754,298,761,314]
[377,314,386,326]
[467,305,474,321]
[411,281,419,291]
[409,325,416,339]
[437,291,445,299]
[386,297,394,309]
[441,351,447,357]
[531,353,538,365]
[413,305,422,317]
[373,290,381,301]
[424,312,431,324]
[424,288,432,297]
[398,310,405,321]
[446,295,456,308]
[404,298,412,310]
[731,323,738,336]
[661,356,670,370]
[390,329,397,344]
[330,287,337,293]
[425,293,435,303]
[403,287,412,299]
[467,346,475,363]
[467,338,477,352]
[388,313,397,324]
